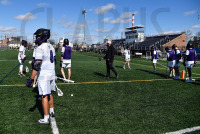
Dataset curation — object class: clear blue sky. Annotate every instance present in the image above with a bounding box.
[0,0,199,44]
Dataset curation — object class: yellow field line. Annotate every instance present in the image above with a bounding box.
[3,77,200,87]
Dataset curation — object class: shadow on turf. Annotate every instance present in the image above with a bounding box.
[115,65,123,69]
[191,81,200,85]
[136,69,168,78]
[29,87,44,117]
[94,72,106,78]
[94,72,117,79]
[180,79,200,85]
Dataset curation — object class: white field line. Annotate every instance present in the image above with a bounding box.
[50,117,59,134]
[164,126,200,134]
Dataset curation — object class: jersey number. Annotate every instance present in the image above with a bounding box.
[50,50,54,63]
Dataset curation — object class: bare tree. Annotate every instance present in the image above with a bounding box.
[186,29,193,43]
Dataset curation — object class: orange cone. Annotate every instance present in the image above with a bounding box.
[181,70,185,78]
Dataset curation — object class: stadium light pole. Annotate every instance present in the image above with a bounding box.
[82,9,86,46]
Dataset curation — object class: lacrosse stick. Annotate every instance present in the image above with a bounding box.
[55,83,63,96]
[55,76,75,83]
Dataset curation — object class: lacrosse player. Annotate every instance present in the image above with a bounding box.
[172,44,182,79]
[60,38,72,82]
[18,40,27,77]
[26,28,56,124]
[151,46,157,73]
[123,47,131,69]
[165,46,175,78]
[183,43,197,82]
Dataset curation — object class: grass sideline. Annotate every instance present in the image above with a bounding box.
[0,49,200,134]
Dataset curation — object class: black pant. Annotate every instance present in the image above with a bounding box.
[106,60,117,77]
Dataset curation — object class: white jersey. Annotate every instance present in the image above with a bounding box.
[124,49,131,59]
[18,45,26,60]
[32,47,37,59]
[35,43,55,81]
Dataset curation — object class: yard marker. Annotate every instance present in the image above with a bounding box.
[164,126,200,134]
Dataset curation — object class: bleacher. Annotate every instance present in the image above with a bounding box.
[132,33,182,52]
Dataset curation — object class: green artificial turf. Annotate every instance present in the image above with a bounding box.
[0,49,200,134]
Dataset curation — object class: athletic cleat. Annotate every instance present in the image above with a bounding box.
[153,70,156,73]
[49,112,55,118]
[116,74,119,79]
[38,119,49,125]
[33,84,36,88]
[128,67,131,69]
[186,78,192,83]
[123,66,125,69]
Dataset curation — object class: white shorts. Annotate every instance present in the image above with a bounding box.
[62,59,71,68]
[153,59,157,64]
[38,80,56,96]
[125,58,131,62]
[168,60,175,67]
[125,55,131,62]
[62,63,71,68]
[186,61,194,68]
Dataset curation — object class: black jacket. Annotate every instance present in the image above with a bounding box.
[104,45,115,61]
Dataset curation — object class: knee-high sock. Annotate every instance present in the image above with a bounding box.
[20,65,23,73]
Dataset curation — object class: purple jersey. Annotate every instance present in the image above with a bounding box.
[186,49,196,61]
[62,46,71,60]
[167,50,175,61]
[152,50,157,59]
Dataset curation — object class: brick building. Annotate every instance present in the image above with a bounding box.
[162,33,186,52]
[0,38,8,48]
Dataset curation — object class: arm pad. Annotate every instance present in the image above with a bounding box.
[33,62,42,71]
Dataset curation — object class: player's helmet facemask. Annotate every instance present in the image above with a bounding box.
[34,28,50,46]
[63,39,69,46]
[165,46,170,52]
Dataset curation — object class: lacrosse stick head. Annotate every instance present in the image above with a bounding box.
[57,87,63,96]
